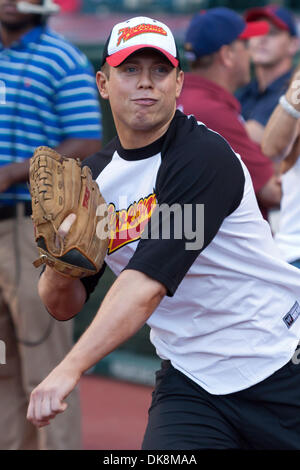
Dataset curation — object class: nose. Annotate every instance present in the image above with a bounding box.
[137,68,153,89]
[256,35,269,46]
[249,35,266,51]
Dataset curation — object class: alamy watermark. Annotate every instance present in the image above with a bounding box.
[0,340,6,365]
[0,80,6,104]
[96,198,204,251]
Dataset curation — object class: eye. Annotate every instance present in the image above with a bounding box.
[268,27,281,36]
[123,64,139,73]
[153,64,172,75]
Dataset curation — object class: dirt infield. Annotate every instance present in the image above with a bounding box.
[80,374,153,450]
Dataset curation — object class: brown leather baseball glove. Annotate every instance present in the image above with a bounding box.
[29,146,108,279]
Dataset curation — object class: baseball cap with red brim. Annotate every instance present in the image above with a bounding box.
[184,7,269,58]
[101,16,180,68]
[245,5,298,37]
[240,20,270,39]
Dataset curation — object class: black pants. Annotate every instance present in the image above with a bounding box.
[142,355,300,450]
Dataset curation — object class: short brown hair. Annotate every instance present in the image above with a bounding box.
[100,61,110,78]
[189,53,216,70]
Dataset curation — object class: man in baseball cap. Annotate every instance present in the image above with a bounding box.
[245,4,298,37]
[27,14,300,452]
[184,7,269,59]
[237,5,299,145]
[101,16,181,68]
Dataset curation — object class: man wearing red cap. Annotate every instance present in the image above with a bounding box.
[177,7,281,220]
[237,5,299,145]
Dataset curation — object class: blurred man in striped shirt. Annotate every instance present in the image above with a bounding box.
[0,0,102,449]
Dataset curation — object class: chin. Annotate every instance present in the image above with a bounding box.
[252,55,271,66]
[132,115,157,130]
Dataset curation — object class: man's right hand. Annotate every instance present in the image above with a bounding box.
[27,358,81,428]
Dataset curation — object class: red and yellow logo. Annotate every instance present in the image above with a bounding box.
[117,23,167,46]
[107,193,156,254]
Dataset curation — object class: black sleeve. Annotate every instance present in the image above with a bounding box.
[80,262,107,302]
[125,125,245,296]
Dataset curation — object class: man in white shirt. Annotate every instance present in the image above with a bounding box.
[26,16,300,449]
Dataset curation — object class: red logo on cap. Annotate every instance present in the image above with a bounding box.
[117,23,167,46]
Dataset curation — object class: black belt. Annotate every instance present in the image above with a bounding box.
[0,202,32,220]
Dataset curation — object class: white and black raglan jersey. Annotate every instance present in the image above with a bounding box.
[82,110,300,395]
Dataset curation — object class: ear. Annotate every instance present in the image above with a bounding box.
[96,71,109,100]
[175,70,184,99]
[218,45,234,68]
[288,37,300,57]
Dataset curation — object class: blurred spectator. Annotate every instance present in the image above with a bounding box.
[262,66,300,269]
[0,0,101,449]
[237,5,299,145]
[177,7,281,219]
[56,0,81,13]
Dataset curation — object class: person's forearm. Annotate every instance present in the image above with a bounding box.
[55,138,101,160]
[27,269,166,428]
[262,70,300,161]
[2,160,30,186]
[59,270,166,375]
[38,266,87,321]
[261,104,300,161]
[280,134,300,174]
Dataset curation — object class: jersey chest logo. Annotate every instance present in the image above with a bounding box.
[107,193,156,254]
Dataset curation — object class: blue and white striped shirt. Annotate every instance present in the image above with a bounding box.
[0,25,102,204]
